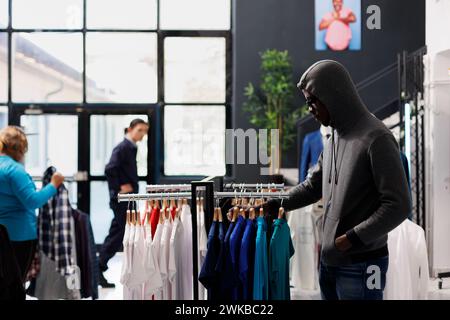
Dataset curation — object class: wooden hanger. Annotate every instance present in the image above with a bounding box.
[231,198,236,206]
[213,208,218,222]
[218,207,223,222]
[278,207,285,219]
[259,207,264,217]
[131,209,136,225]
[232,206,239,222]
[137,210,142,226]
[159,204,165,224]
[240,208,246,219]
[249,207,256,220]
[165,207,170,220]
[147,207,151,225]
[182,198,188,206]
[126,209,131,225]
[162,198,168,210]
[170,198,176,208]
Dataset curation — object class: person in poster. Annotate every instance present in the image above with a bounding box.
[319,0,357,51]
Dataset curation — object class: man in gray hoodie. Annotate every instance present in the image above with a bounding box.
[265,60,411,300]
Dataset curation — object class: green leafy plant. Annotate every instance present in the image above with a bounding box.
[243,49,308,172]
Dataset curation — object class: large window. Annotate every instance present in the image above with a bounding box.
[4,0,231,243]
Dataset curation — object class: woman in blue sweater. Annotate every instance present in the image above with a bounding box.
[0,126,64,282]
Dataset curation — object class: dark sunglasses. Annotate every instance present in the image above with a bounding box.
[306,96,318,108]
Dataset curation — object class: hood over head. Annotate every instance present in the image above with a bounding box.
[298,60,368,135]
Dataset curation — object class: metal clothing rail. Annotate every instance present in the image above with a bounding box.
[117,192,191,202]
[223,183,284,190]
[146,184,192,192]
[215,191,289,199]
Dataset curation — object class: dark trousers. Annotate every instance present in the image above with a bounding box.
[319,256,389,300]
[99,201,128,272]
[11,239,37,283]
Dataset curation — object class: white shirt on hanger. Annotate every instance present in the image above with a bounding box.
[160,218,173,300]
[169,216,184,300]
[180,204,193,300]
[122,223,136,300]
[143,221,163,299]
[152,220,164,300]
[288,206,319,291]
[384,219,429,300]
[129,223,147,300]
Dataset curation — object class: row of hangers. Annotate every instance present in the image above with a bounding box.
[229,196,285,221]
[125,197,190,226]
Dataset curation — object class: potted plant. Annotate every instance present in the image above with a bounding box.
[243,49,307,181]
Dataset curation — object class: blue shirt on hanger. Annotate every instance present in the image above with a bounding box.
[269,218,295,300]
[239,218,257,300]
[216,221,236,300]
[199,221,225,300]
[230,215,246,300]
[253,216,269,300]
[299,130,323,183]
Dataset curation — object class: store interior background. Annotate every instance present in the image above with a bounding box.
[1,0,450,298]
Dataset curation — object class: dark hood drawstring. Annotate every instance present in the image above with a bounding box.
[328,130,340,185]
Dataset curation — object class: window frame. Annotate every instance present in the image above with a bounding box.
[2,0,233,212]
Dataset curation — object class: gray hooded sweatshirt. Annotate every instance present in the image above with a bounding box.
[273,60,411,267]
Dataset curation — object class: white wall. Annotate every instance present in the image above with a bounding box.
[426,0,450,56]
[425,0,450,275]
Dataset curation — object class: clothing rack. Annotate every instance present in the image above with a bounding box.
[117,182,291,300]
[223,183,285,190]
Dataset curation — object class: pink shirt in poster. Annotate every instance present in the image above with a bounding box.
[323,7,353,51]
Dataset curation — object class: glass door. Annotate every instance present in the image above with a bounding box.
[20,113,80,206]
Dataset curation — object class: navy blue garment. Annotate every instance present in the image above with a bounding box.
[216,221,235,300]
[400,152,413,220]
[230,216,246,300]
[72,209,99,299]
[239,218,256,300]
[199,221,225,300]
[86,215,99,299]
[299,130,323,183]
[105,138,139,203]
